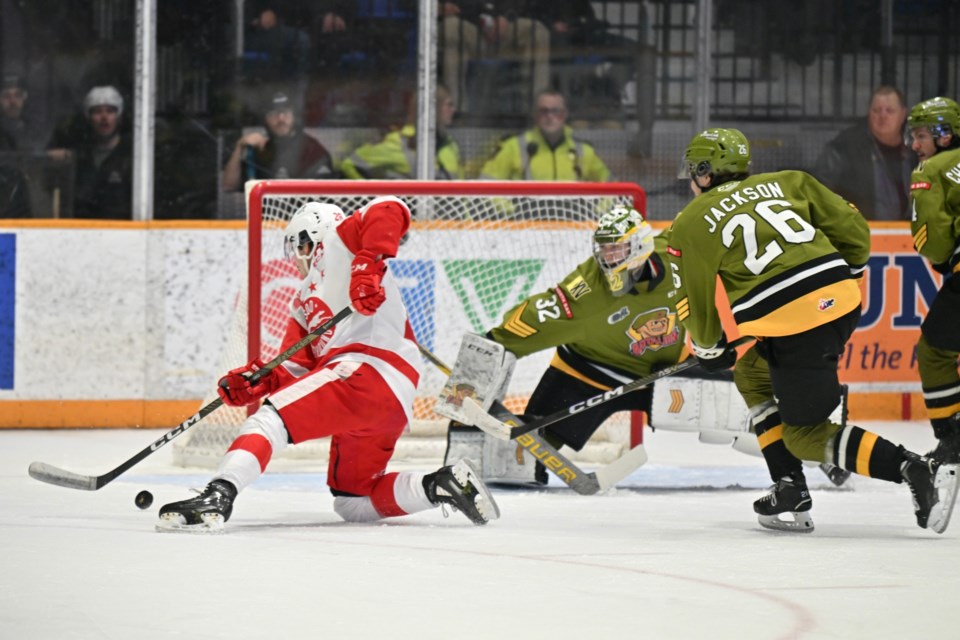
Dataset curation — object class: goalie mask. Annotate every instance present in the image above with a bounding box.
[283,202,346,277]
[683,128,751,189]
[593,206,655,296]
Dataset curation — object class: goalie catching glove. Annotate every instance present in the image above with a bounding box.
[692,333,738,372]
[349,249,387,315]
[217,360,284,407]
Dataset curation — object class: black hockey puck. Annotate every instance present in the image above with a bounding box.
[135,490,154,510]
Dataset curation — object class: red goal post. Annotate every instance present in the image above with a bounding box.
[172,180,647,469]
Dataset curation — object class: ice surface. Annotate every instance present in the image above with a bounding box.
[3,422,957,639]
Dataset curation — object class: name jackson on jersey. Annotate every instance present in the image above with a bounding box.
[698,180,792,232]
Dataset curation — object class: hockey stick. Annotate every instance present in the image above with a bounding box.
[462,335,756,441]
[28,306,354,491]
[416,343,647,494]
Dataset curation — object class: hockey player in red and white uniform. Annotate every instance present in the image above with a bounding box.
[157,196,499,532]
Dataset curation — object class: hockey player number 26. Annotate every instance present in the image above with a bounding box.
[721,199,816,275]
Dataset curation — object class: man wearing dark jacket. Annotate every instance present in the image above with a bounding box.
[813,85,917,220]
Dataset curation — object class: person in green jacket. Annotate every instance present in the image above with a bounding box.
[666,127,958,534]
[340,85,463,180]
[480,89,610,182]
[906,97,960,465]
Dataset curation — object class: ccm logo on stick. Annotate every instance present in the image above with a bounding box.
[570,387,625,413]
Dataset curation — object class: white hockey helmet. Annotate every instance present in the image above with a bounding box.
[283,202,346,276]
[592,206,655,296]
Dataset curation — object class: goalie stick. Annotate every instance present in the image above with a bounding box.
[461,335,756,441]
[416,343,647,494]
[28,306,353,491]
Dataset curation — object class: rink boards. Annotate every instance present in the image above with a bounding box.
[0,220,940,427]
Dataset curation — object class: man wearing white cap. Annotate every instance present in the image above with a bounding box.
[69,85,132,218]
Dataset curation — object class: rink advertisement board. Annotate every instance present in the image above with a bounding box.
[841,227,941,391]
[0,234,14,389]
[0,221,942,427]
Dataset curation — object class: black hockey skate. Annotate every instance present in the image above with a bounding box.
[754,473,814,533]
[424,459,500,525]
[901,451,959,534]
[156,479,237,534]
[927,414,960,465]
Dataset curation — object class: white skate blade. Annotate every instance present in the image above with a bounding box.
[927,464,959,534]
[155,511,226,534]
[453,459,501,523]
[758,511,815,533]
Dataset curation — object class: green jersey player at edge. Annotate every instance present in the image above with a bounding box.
[665,127,959,534]
[906,96,960,466]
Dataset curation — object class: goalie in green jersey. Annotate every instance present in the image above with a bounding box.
[906,96,960,465]
[665,127,959,534]
[443,207,689,486]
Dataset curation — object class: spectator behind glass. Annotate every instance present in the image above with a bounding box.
[439,1,550,114]
[1,74,46,152]
[242,1,310,92]
[480,89,610,181]
[222,91,337,192]
[52,86,132,219]
[813,85,917,220]
[340,84,463,180]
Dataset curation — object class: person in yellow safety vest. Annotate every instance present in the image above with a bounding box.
[340,85,464,180]
[480,89,611,182]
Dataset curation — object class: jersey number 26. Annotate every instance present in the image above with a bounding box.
[722,199,816,275]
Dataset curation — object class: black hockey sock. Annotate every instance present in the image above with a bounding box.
[829,426,907,483]
[756,419,803,482]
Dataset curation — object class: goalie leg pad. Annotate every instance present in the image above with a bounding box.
[650,375,751,435]
[435,333,517,423]
[482,433,547,486]
[444,424,485,468]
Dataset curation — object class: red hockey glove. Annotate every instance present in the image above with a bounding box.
[349,249,387,316]
[217,359,281,407]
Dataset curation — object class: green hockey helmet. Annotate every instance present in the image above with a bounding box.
[907,96,960,139]
[593,206,655,296]
[683,128,751,183]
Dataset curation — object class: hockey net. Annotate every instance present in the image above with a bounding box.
[172,180,647,469]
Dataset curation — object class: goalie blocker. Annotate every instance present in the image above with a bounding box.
[437,334,535,485]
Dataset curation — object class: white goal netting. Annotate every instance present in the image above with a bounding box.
[172,180,647,469]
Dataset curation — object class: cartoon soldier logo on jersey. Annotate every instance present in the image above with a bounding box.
[626,307,681,355]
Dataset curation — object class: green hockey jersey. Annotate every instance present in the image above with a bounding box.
[665,170,870,348]
[489,236,687,390]
[910,147,960,273]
